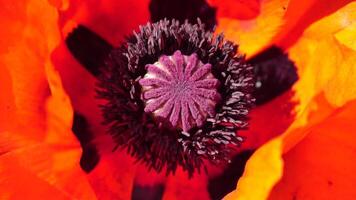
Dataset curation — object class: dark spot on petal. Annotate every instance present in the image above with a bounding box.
[80,145,100,173]
[247,46,298,105]
[131,184,165,200]
[208,150,254,200]
[66,25,113,77]
[72,112,100,173]
[72,112,93,143]
[327,180,333,186]
[149,0,217,31]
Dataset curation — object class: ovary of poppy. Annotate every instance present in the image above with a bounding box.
[224,2,356,199]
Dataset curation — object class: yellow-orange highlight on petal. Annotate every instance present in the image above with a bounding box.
[39,63,97,200]
[224,2,356,200]
[273,0,354,49]
[45,63,75,145]
[224,139,283,200]
[335,22,356,51]
[48,0,69,11]
[291,1,356,118]
[215,0,289,57]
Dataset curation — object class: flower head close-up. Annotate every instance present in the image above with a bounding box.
[1,0,356,200]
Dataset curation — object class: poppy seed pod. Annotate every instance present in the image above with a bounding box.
[97,19,254,176]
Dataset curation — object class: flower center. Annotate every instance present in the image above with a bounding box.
[139,50,220,131]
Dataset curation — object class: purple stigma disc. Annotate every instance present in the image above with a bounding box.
[139,50,220,131]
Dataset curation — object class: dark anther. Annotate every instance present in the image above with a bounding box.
[208,150,254,200]
[66,25,113,77]
[72,112,100,173]
[131,184,165,200]
[248,46,298,105]
[149,0,217,31]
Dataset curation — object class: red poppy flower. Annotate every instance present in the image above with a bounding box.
[0,0,355,199]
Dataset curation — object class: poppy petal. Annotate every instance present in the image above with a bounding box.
[239,89,296,151]
[87,153,137,200]
[0,0,56,139]
[53,0,151,149]
[269,99,356,199]
[51,44,136,198]
[5,52,96,199]
[208,151,254,200]
[334,22,356,51]
[290,1,356,113]
[224,139,284,200]
[0,48,97,200]
[270,5,356,198]
[0,153,73,200]
[208,0,260,20]
[163,169,211,200]
[224,2,356,199]
[0,0,99,198]
[275,0,355,49]
[58,0,150,45]
[214,0,289,56]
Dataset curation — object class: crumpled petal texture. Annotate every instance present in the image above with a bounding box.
[269,99,356,200]
[51,0,150,156]
[225,2,356,199]
[0,0,134,199]
[1,0,356,199]
[214,0,289,57]
[0,0,52,138]
[274,0,355,49]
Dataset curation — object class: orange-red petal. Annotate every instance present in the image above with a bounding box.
[87,153,137,200]
[0,0,99,199]
[208,0,260,20]
[58,0,150,45]
[224,2,356,199]
[214,0,289,57]
[0,0,56,139]
[163,168,210,200]
[269,99,356,200]
[52,0,150,146]
[275,0,354,49]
